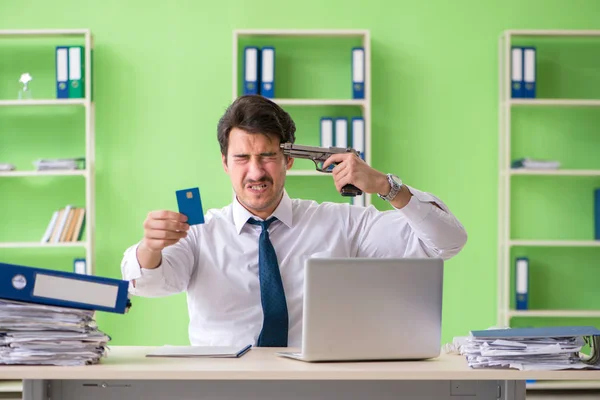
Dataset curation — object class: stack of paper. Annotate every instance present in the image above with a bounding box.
[0,299,110,366]
[451,326,600,371]
[0,163,15,171]
[511,158,560,170]
[33,157,85,171]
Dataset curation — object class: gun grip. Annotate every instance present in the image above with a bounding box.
[341,184,363,197]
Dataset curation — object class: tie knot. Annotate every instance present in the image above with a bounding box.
[247,216,277,231]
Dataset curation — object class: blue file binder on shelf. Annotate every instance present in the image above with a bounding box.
[243,46,260,95]
[515,257,528,310]
[0,262,131,314]
[511,47,523,98]
[523,46,536,98]
[260,46,275,98]
[55,46,69,99]
[352,47,365,99]
[320,117,333,148]
[351,117,365,160]
[335,118,348,147]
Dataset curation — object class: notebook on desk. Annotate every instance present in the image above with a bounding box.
[146,344,251,358]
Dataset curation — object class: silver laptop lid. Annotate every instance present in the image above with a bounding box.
[301,257,444,361]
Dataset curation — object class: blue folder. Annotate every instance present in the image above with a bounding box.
[352,47,365,99]
[55,46,69,99]
[522,46,536,98]
[260,46,275,98]
[0,262,131,314]
[243,46,260,95]
[511,47,523,98]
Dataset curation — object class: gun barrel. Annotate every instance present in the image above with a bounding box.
[280,143,358,157]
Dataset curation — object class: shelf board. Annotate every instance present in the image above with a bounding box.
[509,310,600,318]
[509,99,600,107]
[235,29,368,38]
[510,169,600,176]
[507,29,600,37]
[527,380,600,390]
[0,29,90,37]
[0,99,87,107]
[287,170,330,176]
[510,240,600,247]
[270,99,366,107]
[0,170,87,178]
[0,380,22,393]
[0,241,87,249]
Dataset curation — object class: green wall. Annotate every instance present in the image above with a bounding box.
[1,0,599,347]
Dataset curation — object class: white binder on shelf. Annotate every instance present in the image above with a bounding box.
[260,46,275,98]
[243,46,259,95]
[352,47,365,99]
[335,118,348,147]
[320,117,333,148]
[55,46,69,98]
[351,117,365,160]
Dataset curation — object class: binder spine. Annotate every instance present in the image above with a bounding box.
[334,118,348,147]
[351,117,365,160]
[523,47,536,98]
[511,47,523,98]
[260,46,275,98]
[68,46,84,98]
[515,257,529,310]
[243,46,260,95]
[55,46,69,99]
[352,47,365,99]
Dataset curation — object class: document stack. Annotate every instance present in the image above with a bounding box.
[451,326,600,371]
[33,157,85,171]
[511,157,560,170]
[0,163,15,172]
[0,262,132,366]
[0,299,110,366]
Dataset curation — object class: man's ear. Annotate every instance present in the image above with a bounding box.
[222,154,228,173]
[286,156,294,170]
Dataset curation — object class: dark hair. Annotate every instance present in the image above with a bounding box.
[217,95,296,156]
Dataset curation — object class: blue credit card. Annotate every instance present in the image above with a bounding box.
[176,187,204,225]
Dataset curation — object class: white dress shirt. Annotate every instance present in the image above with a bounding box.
[121,185,467,347]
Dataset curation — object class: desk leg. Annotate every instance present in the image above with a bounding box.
[32,379,525,400]
[22,380,46,400]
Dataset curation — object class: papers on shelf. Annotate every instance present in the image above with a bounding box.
[33,157,85,171]
[0,299,110,366]
[0,163,15,171]
[511,158,560,170]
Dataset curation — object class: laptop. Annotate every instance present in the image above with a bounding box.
[277,257,444,362]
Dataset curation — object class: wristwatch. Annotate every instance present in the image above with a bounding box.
[377,174,403,202]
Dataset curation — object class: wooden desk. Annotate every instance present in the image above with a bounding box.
[0,346,598,400]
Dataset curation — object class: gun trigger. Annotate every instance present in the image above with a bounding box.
[314,160,326,172]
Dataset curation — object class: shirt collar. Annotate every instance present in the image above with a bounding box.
[232,189,293,234]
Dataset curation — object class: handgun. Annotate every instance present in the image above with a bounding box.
[280,143,363,197]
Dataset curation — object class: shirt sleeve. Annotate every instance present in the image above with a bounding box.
[349,184,467,260]
[120,227,199,297]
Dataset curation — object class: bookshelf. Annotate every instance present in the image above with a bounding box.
[232,29,372,206]
[498,29,600,390]
[0,29,95,275]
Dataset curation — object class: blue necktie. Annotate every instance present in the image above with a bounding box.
[247,217,289,347]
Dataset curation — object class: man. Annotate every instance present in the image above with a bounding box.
[121,95,467,348]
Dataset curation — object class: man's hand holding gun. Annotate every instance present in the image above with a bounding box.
[280,143,399,201]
